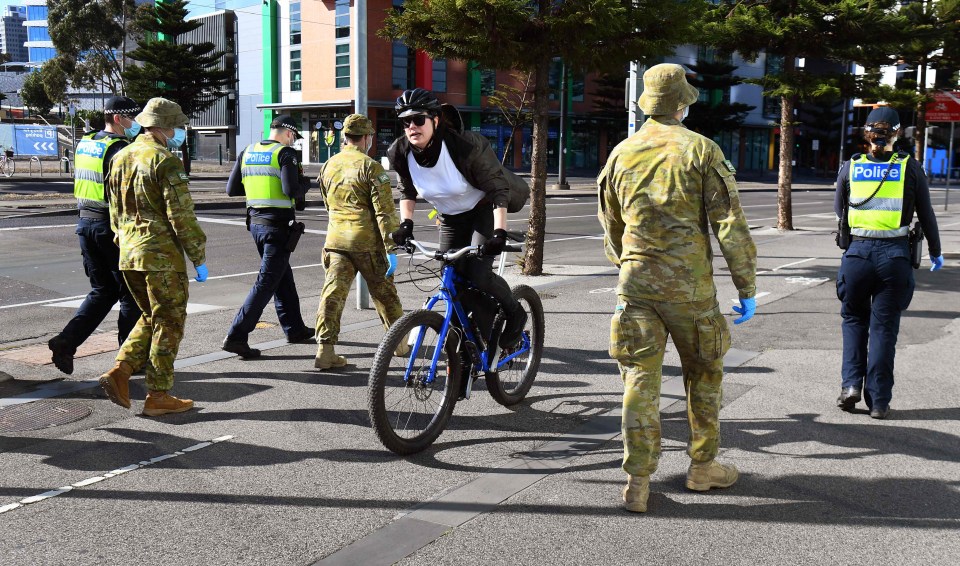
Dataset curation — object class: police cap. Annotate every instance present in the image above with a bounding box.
[270,114,303,139]
[104,96,141,117]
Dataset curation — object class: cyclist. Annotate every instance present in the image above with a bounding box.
[387,88,526,350]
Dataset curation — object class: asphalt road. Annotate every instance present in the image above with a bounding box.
[1,187,958,565]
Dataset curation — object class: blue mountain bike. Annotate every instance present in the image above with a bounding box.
[367,238,545,455]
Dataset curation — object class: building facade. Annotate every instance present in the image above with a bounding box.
[1,6,28,63]
[22,0,52,65]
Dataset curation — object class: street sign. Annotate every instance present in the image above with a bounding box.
[14,125,58,156]
[926,91,960,122]
[812,139,820,151]
[333,120,343,130]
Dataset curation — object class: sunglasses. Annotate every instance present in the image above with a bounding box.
[401,115,430,128]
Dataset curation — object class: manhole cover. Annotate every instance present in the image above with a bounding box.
[0,400,93,433]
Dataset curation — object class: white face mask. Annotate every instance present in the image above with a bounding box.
[681,106,690,121]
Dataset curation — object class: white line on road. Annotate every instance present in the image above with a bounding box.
[195,215,327,235]
[0,223,75,231]
[755,257,819,275]
[740,201,826,209]
[0,294,88,310]
[0,435,235,515]
[543,234,604,243]
[204,262,324,281]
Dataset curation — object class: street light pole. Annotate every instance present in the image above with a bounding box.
[552,61,569,190]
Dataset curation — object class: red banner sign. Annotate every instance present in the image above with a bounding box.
[926,91,960,122]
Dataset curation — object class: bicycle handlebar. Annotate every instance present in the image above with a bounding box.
[398,239,521,261]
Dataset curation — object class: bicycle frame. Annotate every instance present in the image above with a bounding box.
[402,247,531,395]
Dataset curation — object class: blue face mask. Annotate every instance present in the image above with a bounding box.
[167,128,186,150]
[124,121,141,139]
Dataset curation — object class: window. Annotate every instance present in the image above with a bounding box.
[480,67,496,96]
[26,6,47,20]
[290,49,301,91]
[27,26,50,42]
[28,47,55,62]
[336,43,350,89]
[290,1,301,45]
[432,59,447,93]
[392,42,414,90]
[335,0,350,39]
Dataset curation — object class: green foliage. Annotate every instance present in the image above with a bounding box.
[487,71,534,164]
[123,0,234,118]
[685,60,756,139]
[590,70,627,118]
[21,71,54,115]
[47,0,138,93]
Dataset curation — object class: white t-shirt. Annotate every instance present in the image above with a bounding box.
[407,141,486,215]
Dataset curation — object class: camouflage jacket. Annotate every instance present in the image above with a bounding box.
[598,116,756,302]
[107,134,207,272]
[317,145,398,253]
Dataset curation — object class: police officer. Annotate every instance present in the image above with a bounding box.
[48,96,144,375]
[835,107,944,419]
[313,114,406,369]
[598,64,757,513]
[100,97,208,417]
[222,115,314,358]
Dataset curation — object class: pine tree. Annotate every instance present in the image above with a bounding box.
[382,0,702,275]
[703,0,904,230]
[684,60,755,141]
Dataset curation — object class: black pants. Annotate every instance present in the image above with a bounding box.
[438,203,520,314]
[60,217,141,348]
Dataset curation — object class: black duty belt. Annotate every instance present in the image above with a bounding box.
[79,209,108,220]
[248,216,290,228]
[851,235,908,241]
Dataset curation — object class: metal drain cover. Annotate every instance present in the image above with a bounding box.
[0,400,93,433]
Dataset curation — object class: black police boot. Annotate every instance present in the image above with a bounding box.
[222,338,261,359]
[836,386,861,411]
[498,307,528,349]
[870,405,890,419]
[48,334,76,375]
[287,326,315,344]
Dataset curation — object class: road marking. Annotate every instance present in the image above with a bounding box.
[0,223,75,231]
[543,234,604,243]
[195,215,327,235]
[43,299,223,314]
[204,263,324,281]
[740,201,826,209]
[747,212,840,223]
[0,436,234,515]
[773,257,818,270]
[785,276,830,285]
[512,214,598,222]
[731,291,771,303]
[940,220,960,228]
[0,294,88,310]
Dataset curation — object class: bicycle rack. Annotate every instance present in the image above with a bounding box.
[59,157,72,177]
[29,156,42,177]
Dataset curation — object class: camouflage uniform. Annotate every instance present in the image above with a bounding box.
[107,133,206,391]
[315,120,403,344]
[599,114,756,477]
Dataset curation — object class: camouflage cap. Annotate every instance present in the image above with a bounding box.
[638,64,699,116]
[342,114,374,136]
[135,97,188,129]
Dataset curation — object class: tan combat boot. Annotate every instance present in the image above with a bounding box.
[314,343,348,370]
[99,361,135,409]
[622,474,650,513]
[394,333,411,357]
[142,391,194,417]
[686,459,739,492]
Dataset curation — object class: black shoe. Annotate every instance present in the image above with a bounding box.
[837,386,861,411]
[222,338,261,359]
[870,406,890,419]
[287,326,315,344]
[499,308,528,349]
[48,335,75,375]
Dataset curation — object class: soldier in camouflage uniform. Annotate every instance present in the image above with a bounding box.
[314,114,405,369]
[598,64,758,513]
[99,98,208,417]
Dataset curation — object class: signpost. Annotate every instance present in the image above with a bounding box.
[926,92,959,210]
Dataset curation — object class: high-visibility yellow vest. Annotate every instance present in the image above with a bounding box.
[848,153,909,238]
[241,142,293,208]
[74,133,125,205]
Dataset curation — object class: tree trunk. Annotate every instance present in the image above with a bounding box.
[521,58,551,276]
[915,55,927,166]
[501,129,514,166]
[777,92,795,231]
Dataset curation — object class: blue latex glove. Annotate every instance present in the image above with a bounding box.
[930,255,944,272]
[195,264,208,282]
[385,253,398,277]
[732,297,756,325]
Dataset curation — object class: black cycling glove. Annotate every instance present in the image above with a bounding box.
[480,229,508,256]
[391,219,414,246]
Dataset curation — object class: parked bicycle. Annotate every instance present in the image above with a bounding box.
[367,236,545,455]
[0,149,15,177]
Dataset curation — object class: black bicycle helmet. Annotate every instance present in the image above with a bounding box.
[395,88,441,118]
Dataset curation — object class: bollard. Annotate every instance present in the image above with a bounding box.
[218,144,223,166]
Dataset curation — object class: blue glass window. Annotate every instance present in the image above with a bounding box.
[26,6,48,20]
[432,59,446,93]
[28,27,51,42]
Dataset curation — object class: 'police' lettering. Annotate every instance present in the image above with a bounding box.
[244,151,273,165]
[852,162,901,182]
[76,141,105,159]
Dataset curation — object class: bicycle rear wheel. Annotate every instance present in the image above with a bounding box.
[367,309,462,455]
[487,284,544,406]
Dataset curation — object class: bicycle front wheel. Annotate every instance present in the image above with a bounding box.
[367,309,462,455]
[1,159,12,177]
[487,284,544,406]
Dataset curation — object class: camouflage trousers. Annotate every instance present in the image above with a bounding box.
[117,270,189,392]
[315,249,404,344]
[610,295,730,476]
